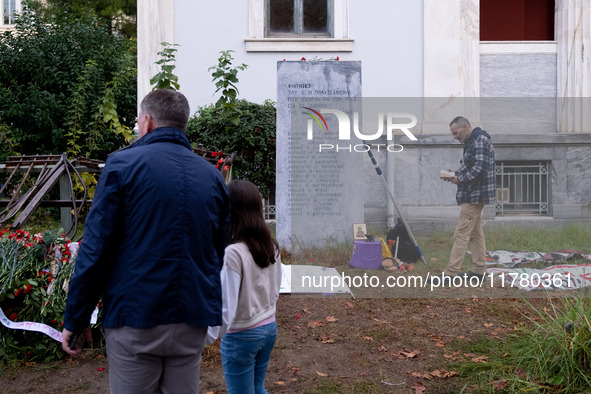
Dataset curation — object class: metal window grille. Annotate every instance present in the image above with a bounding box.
[262,198,276,220]
[495,161,549,216]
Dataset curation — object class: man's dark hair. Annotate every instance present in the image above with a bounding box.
[449,116,471,128]
[140,89,191,131]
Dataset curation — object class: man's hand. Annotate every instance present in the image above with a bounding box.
[442,169,459,185]
[62,326,92,356]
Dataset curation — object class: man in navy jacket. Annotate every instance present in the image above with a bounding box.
[62,89,230,393]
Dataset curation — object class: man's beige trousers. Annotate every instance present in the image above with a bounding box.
[444,203,486,276]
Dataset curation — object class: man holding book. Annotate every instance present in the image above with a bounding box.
[440,116,496,280]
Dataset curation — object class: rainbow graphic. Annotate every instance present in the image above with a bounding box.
[303,107,328,131]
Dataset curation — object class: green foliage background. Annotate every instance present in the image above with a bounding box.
[30,0,137,38]
[0,3,137,161]
[186,99,277,199]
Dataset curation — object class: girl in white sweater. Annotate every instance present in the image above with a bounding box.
[207,180,282,394]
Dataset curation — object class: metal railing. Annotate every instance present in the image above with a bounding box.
[262,198,276,220]
[495,161,549,216]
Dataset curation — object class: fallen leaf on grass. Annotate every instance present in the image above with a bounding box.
[320,337,335,344]
[492,379,507,390]
[467,355,488,363]
[325,315,339,322]
[398,349,421,359]
[307,320,324,328]
[379,345,388,352]
[410,370,458,380]
[443,351,464,362]
[316,371,329,377]
[411,382,427,393]
[431,369,458,379]
[410,371,432,380]
[346,301,355,308]
[363,336,374,341]
[484,323,494,327]
[274,381,285,386]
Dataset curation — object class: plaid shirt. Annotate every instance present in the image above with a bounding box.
[455,127,496,205]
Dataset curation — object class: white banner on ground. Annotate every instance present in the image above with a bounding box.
[0,306,63,342]
[0,306,97,343]
[487,264,591,291]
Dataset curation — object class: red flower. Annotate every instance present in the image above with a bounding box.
[50,320,58,325]
[14,288,22,297]
[9,313,18,320]
[211,152,218,157]
[301,57,306,61]
[23,284,32,294]
[336,56,340,60]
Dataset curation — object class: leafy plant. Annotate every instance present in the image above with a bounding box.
[0,3,137,160]
[186,50,276,198]
[186,99,277,198]
[458,297,591,393]
[208,50,248,125]
[150,42,181,91]
[0,121,19,162]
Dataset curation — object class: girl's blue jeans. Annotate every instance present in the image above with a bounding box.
[220,321,277,394]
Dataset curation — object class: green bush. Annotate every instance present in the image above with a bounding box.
[0,3,136,160]
[186,99,277,198]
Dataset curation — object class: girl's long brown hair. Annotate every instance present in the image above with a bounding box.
[227,180,279,268]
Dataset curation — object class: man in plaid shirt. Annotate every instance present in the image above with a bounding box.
[442,116,496,280]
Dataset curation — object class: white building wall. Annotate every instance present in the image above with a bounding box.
[138,0,424,111]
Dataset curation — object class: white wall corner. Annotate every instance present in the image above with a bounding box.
[138,0,174,107]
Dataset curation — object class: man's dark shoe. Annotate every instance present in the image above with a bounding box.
[458,271,485,280]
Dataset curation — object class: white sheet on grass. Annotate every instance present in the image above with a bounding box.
[280,263,353,296]
[487,264,591,291]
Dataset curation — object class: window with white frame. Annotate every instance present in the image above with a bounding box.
[2,0,20,26]
[246,0,353,52]
[267,0,331,37]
